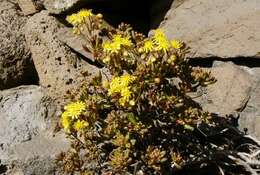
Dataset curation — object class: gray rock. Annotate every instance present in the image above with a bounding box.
[194,62,253,115]
[0,86,54,148]
[5,133,68,175]
[238,65,260,140]
[0,85,69,174]
[57,27,94,61]
[25,11,100,101]
[0,0,36,90]
[44,0,81,14]
[160,0,260,59]
[43,0,100,14]
[170,0,187,9]
[18,0,39,16]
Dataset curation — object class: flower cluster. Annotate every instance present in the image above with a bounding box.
[152,29,171,52]
[103,34,132,54]
[107,74,136,106]
[139,29,183,54]
[57,9,220,175]
[66,9,93,26]
[61,101,88,132]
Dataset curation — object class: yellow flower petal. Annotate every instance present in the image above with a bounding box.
[73,120,88,131]
[171,40,183,49]
[66,9,93,26]
[143,39,154,53]
[61,112,72,132]
[152,29,170,53]
[64,101,86,119]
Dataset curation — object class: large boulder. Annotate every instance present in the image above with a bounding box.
[0,86,55,148]
[160,0,260,59]
[193,62,253,115]
[0,85,69,174]
[238,64,260,140]
[0,0,37,90]
[25,11,100,101]
[57,27,94,61]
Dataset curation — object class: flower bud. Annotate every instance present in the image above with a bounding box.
[138,48,143,53]
[150,57,156,63]
[123,51,129,57]
[154,77,161,84]
[96,13,103,19]
[129,100,135,106]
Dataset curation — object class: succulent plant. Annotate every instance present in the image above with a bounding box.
[56,9,260,175]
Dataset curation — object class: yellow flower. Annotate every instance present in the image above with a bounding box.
[103,41,121,54]
[61,112,72,132]
[120,74,136,86]
[112,34,133,47]
[108,74,136,106]
[73,120,88,131]
[103,35,133,54]
[171,40,183,49]
[155,38,170,53]
[108,77,121,95]
[143,39,154,53]
[119,88,132,106]
[66,9,93,26]
[152,29,170,53]
[78,9,93,18]
[153,29,166,38]
[64,101,86,119]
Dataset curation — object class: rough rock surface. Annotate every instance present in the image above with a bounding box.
[43,0,81,14]
[44,0,99,14]
[0,86,54,148]
[18,0,38,16]
[160,0,260,59]
[3,132,68,175]
[0,85,69,174]
[25,11,100,101]
[0,0,36,90]
[57,27,94,61]
[237,63,260,140]
[194,62,253,115]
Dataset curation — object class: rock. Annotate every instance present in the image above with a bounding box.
[0,0,37,90]
[0,85,55,151]
[160,0,260,59]
[18,0,38,16]
[0,85,69,174]
[170,0,187,9]
[25,11,100,101]
[237,63,260,140]
[43,0,100,14]
[57,27,94,61]
[194,62,253,115]
[4,132,68,175]
[43,0,80,14]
